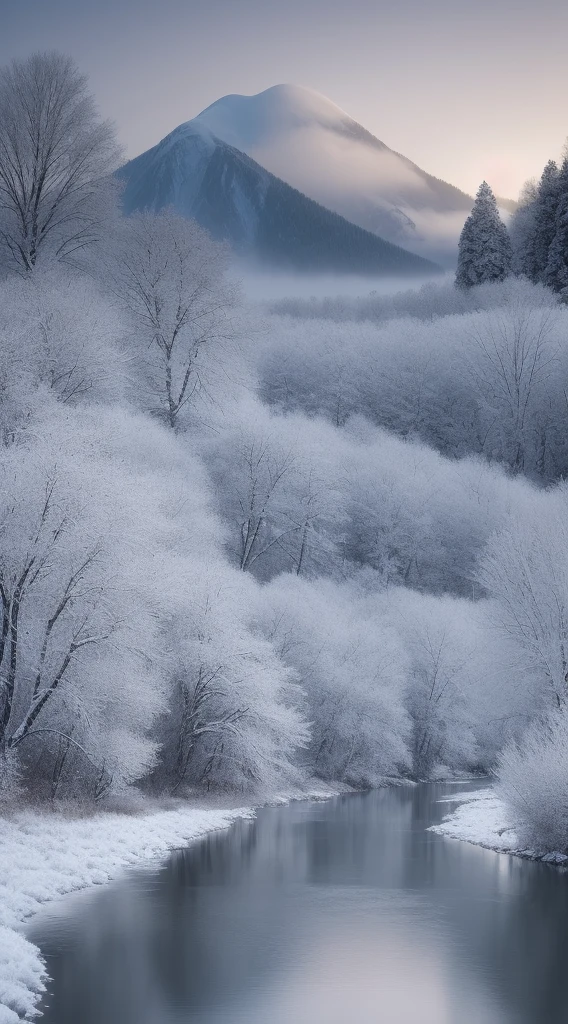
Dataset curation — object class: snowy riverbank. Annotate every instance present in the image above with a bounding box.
[0,780,343,1024]
[0,802,253,1023]
[430,788,568,866]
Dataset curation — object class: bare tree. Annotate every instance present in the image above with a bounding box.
[236,440,297,571]
[465,303,559,473]
[0,51,120,274]
[107,210,236,428]
[0,476,111,759]
[173,665,248,791]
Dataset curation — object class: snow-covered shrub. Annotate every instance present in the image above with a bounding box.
[0,270,127,447]
[479,485,568,708]
[498,707,568,852]
[153,567,309,796]
[257,575,411,786]
[388,590,480,778]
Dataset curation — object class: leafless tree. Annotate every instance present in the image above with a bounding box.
[173,665,248,791]
[0,51,120,274]
[107,210,236,428]
[0,478,110,759]
[465,304,559,473]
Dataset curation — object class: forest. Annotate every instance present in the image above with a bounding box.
[1,51,568,856]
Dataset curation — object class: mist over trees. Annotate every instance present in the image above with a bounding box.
[1,52,568,851]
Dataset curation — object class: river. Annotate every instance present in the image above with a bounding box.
[29,782,568,1024]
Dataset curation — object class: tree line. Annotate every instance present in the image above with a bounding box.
[457,154,568,297]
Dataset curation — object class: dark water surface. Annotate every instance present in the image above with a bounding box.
[30,783,568,1024]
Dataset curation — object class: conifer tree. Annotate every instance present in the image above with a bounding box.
[531,160,560,282]
[509,180,539,279]
[545,158,568,296]
[456,181,512,289]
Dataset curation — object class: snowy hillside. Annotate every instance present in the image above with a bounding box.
[118,122,440,276]
[193,84,478,263]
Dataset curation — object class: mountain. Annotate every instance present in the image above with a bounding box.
[118,122,440,276]
[191,84,492,264]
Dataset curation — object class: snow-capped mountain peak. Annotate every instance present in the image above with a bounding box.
[192,84,354,149]
[190,85,474,262]
[118,106,439,277]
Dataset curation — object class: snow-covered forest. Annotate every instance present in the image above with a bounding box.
[2,52,568,855]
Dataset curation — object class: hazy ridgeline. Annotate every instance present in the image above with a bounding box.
[1,53,568,853]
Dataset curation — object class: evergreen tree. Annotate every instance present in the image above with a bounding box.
[545,158,568,296]
[509,179,539,278]
[531,160,560,282]
[456,181,512,288]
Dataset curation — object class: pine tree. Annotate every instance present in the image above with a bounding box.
[456,181,512,289]
[531,160,560,282]
[510,179,539,279]
[545,158,568,296]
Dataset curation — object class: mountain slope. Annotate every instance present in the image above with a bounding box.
[118,123,440,276]
[192,85,482,263]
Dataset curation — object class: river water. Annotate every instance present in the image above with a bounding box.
[30,782,568,1024]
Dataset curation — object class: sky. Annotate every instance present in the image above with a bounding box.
[0,0,566,198]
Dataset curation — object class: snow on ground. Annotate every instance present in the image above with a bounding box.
[0,802,254,1023]
[429,788,519,851]
[430,787,568,867]
[0,780,342,1024]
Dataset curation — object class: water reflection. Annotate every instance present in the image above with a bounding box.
[30,783,568,1024]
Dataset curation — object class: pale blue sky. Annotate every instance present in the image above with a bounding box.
[0,0,566,196]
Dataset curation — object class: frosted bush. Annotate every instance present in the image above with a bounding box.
[498,708,568,852]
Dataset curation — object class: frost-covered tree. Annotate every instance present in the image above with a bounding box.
[510,179,539,278]
[545,158,568,296]
[106,210,236,429]
[464,302,560,473]
[456,182,512,289]
[0,52,120,275]
[205,399,344,579]
[157,571,308,794]
[479,487,568,708]
[389,590,479,778]
[259,576,410,786]
[0,269,125,427]
[509,161,561,285]
[0,407,172,800]
[498,705,568,852]
[530,160,561,283]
